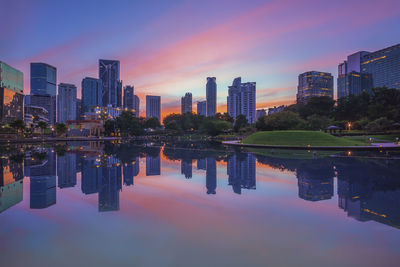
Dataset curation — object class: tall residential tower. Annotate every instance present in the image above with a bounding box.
[206,77,216,117]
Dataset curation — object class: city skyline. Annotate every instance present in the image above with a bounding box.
[3,0,400,118]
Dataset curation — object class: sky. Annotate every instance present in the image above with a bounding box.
[1,0,400,118]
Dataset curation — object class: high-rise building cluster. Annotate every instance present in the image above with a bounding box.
[181,92,192,114]
[297,43,400,103]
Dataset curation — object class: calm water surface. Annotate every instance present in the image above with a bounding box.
[0,142,400,267]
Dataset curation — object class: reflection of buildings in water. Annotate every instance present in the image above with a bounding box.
[206,158,216,194]
[123,158,139,186]
[338,177,400,228]
[26,149,57,209]
[297,176,333,202]
[227,154,256,194]
[57,153,77,188]
[0,159,24,213]
[146,154,160,176]
[99,159,122,212]
[197,159,206,170]
[0,181,23,213]
[81,156,102,195]
[30,176,56,209]
[181,159,192,179]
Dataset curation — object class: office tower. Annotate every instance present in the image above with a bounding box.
[206,158,216,194]
[146,95,161,121]
[30,63,57,124]
[206,77,217,117]
[181,92,192,114]
[82,77,102,113]
[57,83,77,123]
[256,109,266,120]
[99,59,122,107]
[123,85,140,117]
[337,51,372,98]
[297,71,334,103]
[227,77,257,123]
[181,159,192,179]
[361,44,400,90]
[227,153,256,194]
[0,61,24,124]
[197,101,207,116]
[57,153,77,188]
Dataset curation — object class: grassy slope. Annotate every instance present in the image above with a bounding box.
[242,131,368,147]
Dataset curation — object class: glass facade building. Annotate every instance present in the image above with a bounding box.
[146,95,161,121]
[57,83,77,123]
[0,61,24,124]
[361,44,400,90]
[181,92,192,114]
[206,77,216,117]
[297,71,333,103]
[82,77,102,113]
[123,85,140,117]
[30,63,57,124]
[99,59,122,107]
[197,101,206,116]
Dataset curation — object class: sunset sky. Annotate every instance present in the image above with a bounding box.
[2,0,400,118]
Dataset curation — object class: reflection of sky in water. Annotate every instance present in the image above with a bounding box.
[0,145,400,266]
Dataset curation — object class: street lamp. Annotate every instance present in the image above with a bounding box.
[347,122,352,132]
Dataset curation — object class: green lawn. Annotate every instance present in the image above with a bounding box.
[346,134,400,143]
[242,131,369,147]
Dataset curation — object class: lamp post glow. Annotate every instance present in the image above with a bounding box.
[347,122,352,132]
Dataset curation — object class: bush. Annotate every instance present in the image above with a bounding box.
[365,117,394,132]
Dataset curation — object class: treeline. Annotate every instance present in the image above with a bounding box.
[256,87,400,131]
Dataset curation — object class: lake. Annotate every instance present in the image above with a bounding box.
[0,141,399,266]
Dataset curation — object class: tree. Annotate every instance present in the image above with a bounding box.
[306,115,330,130]
[145,117,161,129]
[200,119,232,136]
[9,120,25,135]
[365,117,394,132]
[234,115,248,132]
[116,110,144,136]
[55,123,68,136]
[104,120,117,136]
[298,96,335,119]
[37,121,48,135]
[259,111,305,131]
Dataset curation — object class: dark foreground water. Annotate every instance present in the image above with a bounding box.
[0,142,400,267]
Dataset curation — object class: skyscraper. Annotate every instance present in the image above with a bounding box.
[123,85,140,117]
[99,59,122,107]
[30,63,57,124]
[57,83,77,123]
[337,51,372,98]
[206,77,216,117]
[82,77,102,113]
[0,61,24,124]
[181,92,192,114]
[297,71,333,103]
[146,95,161,121]
[197,101,206,116]
[361,44,400,90]
[227,77,257,123]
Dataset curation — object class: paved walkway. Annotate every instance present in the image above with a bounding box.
[222,140,400,151]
